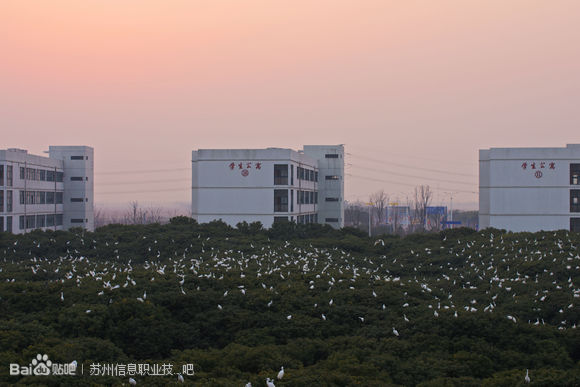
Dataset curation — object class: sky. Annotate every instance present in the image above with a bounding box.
[1,0,579,210]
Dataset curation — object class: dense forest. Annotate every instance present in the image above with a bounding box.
[1,218,579,386]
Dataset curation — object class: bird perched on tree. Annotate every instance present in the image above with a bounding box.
[266,377,276,387]
[177,373,184,383]
[277,366,284,380]
[129,377,137,385]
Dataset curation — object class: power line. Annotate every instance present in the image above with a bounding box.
[96,187,190,195]
[347,153,476,177]
[346,173,478,194]
[96,178,189,186]
[96,168,189,175]
[350,163,477,187]
[348,144,471,165]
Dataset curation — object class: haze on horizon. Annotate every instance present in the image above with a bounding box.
[1,0,579,211]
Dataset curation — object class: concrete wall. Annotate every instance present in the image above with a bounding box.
[0,146,94,234]
[303,145,345,228]
[479,144,580,232]
[192,148,319,228]
[49,146,95,231]
[0,148,65,234]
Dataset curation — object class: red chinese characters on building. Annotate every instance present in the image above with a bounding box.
[521,161,556,178]
[227,161,263,176]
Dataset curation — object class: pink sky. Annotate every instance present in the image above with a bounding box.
[1,0,579,210]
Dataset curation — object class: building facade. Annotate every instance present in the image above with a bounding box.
[480,144,580,232]
[192,145,344,228]
[0,146,94,234]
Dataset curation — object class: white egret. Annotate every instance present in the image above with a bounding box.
[277,366,284,380]
[177,373,184,383]
[129,377,137,385]
[525,369,530,383]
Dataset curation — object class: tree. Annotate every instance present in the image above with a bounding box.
[370,190,388,226]
[413,185,432,231]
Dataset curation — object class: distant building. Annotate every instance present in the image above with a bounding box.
[385,205,411,229]
[0,146,94,234]
[192,145,344,228]
[480,144,580,232]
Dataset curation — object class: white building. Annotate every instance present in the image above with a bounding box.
[0,146,94,234]
[192,145,344,228]
[479,144,580,232]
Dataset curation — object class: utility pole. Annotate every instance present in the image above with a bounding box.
[449,193,454,229]
[443,191,456,229]
[367,201,373,237]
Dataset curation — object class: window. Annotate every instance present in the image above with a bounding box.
[38,191,46,204]
[290,190,294,212]
[39,170,46,181]
[274,164,288,185]
[71,156,84,160]
[70,176,83,181]
[0,216,3,232]
[274,216,288,223]
[309,170,314,181]
[56,192,63,204]
[7,166,12,186]
[19,215,25,230]
[571,218,580,232]
[46,214,55,227]
[20,167,25,180]
[26,191,35,204]
[46,171,55,182]
[19,191,25,205]
[0,190,3,212]
[71,219,84,223]
[37,215,45,228]
[325,218,339,222]
[325,154,339,158]
[571,190,580,212]
[71,198,84,202]
[56,172,63,182]
[325,175,340,180]
[7,191,12,212]
[26,215,36,229]
[0,165,3,186]
[571,164,580,185]
[326,197,339,202]
[291,165,294,185]
[6,216,11,233]
[26,168,35,180]
[314,192,318,204]
[46,192,55,204]
[274,189,288,212]
[314,171,318,182]
[55,214,63,226]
